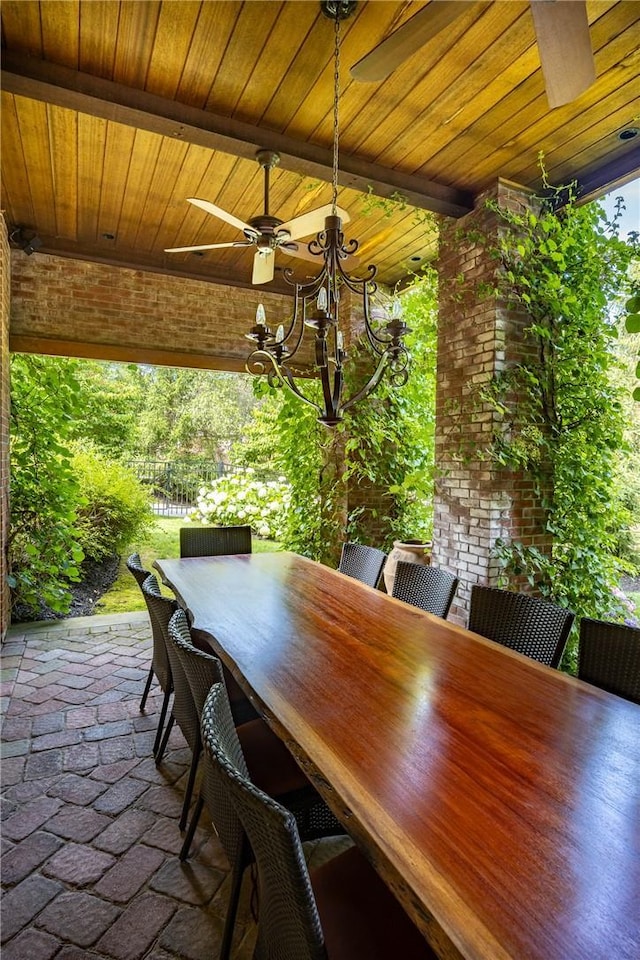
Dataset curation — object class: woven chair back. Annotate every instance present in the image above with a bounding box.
[468,585,574,668]
[136,573,174,692]
[126,552,150,588]
[179,525,252,558]
[338,542,386,589]
[167,609,225,716]
[578,618,640,704]
[392,562,458,619]
[141,575,204,748]
[201,684,325,960]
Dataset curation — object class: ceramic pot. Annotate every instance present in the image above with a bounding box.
[383,539,431,595]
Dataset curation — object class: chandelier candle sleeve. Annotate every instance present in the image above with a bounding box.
[243,1,412,426]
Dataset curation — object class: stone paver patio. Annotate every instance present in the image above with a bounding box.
[0,612,341,960]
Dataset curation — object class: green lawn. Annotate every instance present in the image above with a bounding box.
[95,517,281,615]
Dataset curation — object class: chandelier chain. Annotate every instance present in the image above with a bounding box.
[331,11,341,215]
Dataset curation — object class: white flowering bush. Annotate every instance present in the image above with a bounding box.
[186,468,291,541]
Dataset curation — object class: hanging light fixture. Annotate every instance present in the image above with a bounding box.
[244,0,411,427]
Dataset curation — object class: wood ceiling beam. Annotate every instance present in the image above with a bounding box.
[575,142,640,203]
[2,52,473,219]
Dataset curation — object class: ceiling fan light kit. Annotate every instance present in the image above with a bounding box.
[243,0,411,427]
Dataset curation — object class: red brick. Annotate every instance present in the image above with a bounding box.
[32,730,82,752]
[47,773,107,805]
[0,831,64,885]
[0,875,63,941]
[93,808,156,855]
[42,842,116,885]
[1,796,63,841]
[45,805,111,842]
[89,757,141,784]
[96,892,177,960]
[0,927,60,960]
[92,776,148,815]
[94,844,165,902]
[149,857,225,905]
[37,891,121,947]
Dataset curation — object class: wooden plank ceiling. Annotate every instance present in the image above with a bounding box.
[2,0,639,294]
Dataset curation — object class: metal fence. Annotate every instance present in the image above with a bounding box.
[126,460,235,517]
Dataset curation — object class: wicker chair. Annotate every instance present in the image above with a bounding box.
[137,574,179,757]
[201,683,435,960]
[578,618,640,705]
[337,542,386,589]
[127,556,174,746]
[392,561,459,619]
[468,585,574,668]
[179,524,252,558]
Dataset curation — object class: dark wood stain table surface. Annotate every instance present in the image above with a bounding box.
[155,552,640,960]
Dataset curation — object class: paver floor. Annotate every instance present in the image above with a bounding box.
[0,612,342,960]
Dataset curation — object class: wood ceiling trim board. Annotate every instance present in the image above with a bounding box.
[511,80,640,186]
[78,0,119,79]
[41,0,79,69]
[48,103,78,239]
[147,141,213,253]
[29,235,293,295]
[9,334,253,374]
[115,128,164,251]
[391,13,541,174]
[330,2,480,159]
[0,52,473,216]
[144,0,202,101]
[233,1,322,129]
[77,113,108,242]
[15,96,57,237]
[352,1,527,167]
[423,2,640,189]
[0,1,43,56]
[112,0,161,90]
[133,136,192,253]
[97,120,136,246]
[175,1,239,108]
[0,94,36,229]
[543,124,640,197]
[282,0,398,145]
[204,1,282,117]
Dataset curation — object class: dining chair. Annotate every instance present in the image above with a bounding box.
[392,561,459,619]
[179,524,252,558]
[137,574,178,757]
[126,553,158,712]
[201,682,436,960]
[467,585,574,668]
[169,613,346,960]
[578,617,640,704]
[338,542,387,589]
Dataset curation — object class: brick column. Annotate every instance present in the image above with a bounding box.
[433,180,551,625]
[1,216,10,638]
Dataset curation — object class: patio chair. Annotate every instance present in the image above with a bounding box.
[338,542,386,589]
[201,682,436,960]
[468,585,574,668]
[179,524,252,558]
[392,561,459,619]
[127,555,174,742]
[578,618,640,705]
[137,574,178,757]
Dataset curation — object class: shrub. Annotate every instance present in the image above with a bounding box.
[187,469,291,541]
[72,445,153,561]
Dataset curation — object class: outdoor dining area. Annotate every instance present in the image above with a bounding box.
[4,523,638,960]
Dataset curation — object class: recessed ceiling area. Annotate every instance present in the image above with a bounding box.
[2,0,639,293]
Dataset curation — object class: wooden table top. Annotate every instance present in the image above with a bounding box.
[155,552,640,960]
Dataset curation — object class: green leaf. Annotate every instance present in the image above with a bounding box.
[625,313,640,333]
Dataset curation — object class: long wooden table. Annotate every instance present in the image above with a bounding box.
[155,552,640,960]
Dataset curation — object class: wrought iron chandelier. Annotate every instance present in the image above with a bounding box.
[244,0,411,427]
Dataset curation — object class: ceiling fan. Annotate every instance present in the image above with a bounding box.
[350,0,596,109]
[165,149,349,285]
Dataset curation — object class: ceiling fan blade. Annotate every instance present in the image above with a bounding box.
[279,204,351,241]
[530,0,595,109]
[252,251,275,285]
[186,197,254,234]
[164,241,253,253]
[350,1,477,82]
[280,242,322,265]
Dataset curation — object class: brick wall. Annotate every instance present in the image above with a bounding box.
[9,253,295,369]
[433,180,551,625]
[1,216,10,638]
